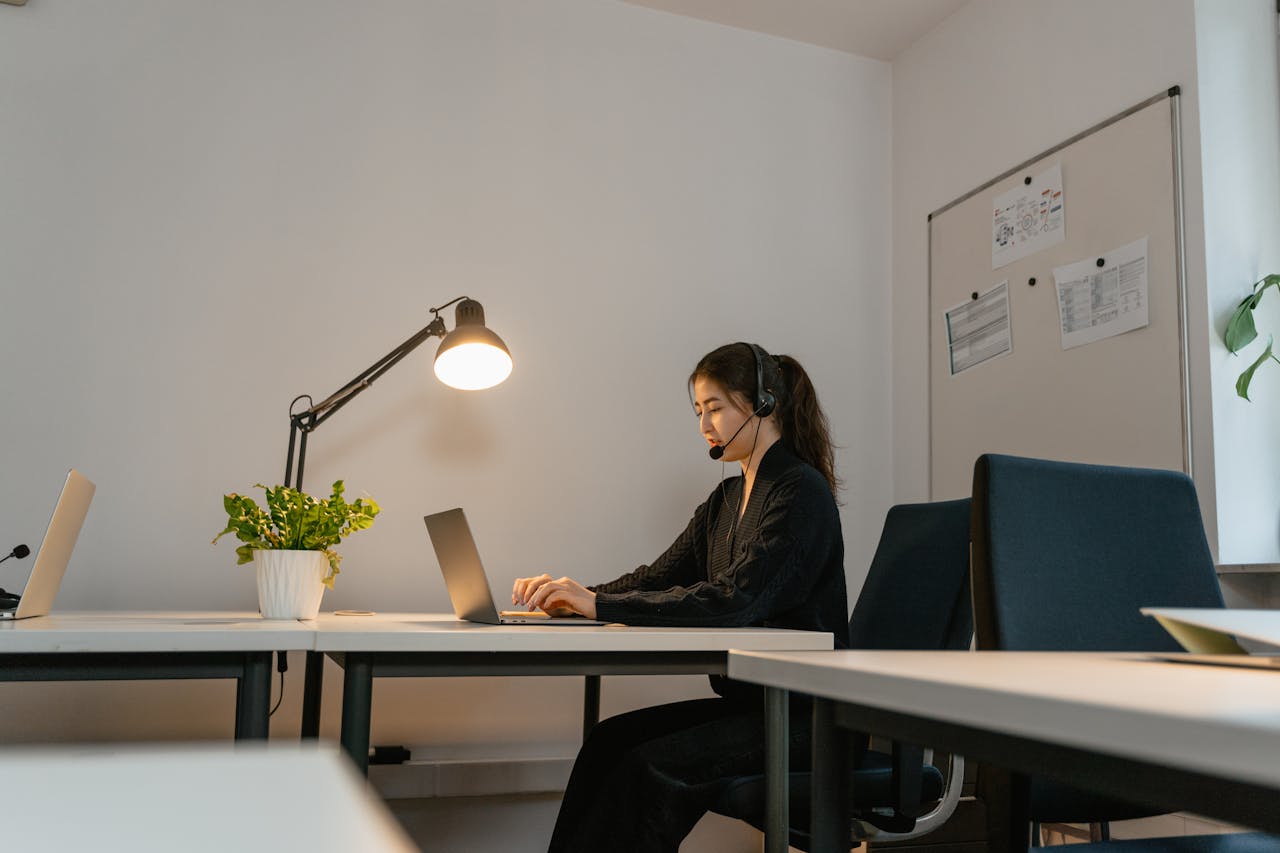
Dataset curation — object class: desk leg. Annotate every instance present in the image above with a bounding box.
[582,675,601,739]
[234,686,241,740]
[764,687,790,853]
[301,650,324,739]
[979,765,1032,853]
[810,697,850,853]
[340,653,373,776]
[1008,771,1031,853]
[235,651,272,740]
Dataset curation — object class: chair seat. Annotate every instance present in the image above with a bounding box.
[1032,777,1162,824]
[712,749,945,840]
[1072,833,1280,853]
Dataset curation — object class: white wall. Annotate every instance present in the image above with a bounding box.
[0,0,892,748]
[1194,0,1280,565]
[892,0,1280,571]
[890,0,1212,536]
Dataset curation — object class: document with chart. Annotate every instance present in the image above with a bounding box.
[945,281,1012,376]
[991,163,1065,269]
[1053,237,1149,350]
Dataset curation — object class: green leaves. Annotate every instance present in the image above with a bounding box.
[211,481,381,587]
[1225,293,1261,353]
[1235,336,1280,402]
[1226,274,1280,401]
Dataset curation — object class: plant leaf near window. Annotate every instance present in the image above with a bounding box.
[1224,273,1280,401]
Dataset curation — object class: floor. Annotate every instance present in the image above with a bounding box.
[385,793,1248,852]
[387,793,768,852]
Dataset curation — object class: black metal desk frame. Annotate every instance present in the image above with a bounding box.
[301,650,728,774]
[791,687,1280,853]
[0,651,275,739]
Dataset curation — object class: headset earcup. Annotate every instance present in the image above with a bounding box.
[744,342,777,418]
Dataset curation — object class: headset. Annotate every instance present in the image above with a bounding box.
[742,342,777,418]
[707,342,779,461]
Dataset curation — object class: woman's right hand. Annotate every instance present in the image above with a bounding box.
[512,573,555,609]
[512,573,587,617]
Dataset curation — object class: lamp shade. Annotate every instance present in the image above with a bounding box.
[433,299,513,390]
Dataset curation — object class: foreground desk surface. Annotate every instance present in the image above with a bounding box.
[0,744,415,852]
[0,611,312,739]
[311,612,835,773]
[728,650,1280,853]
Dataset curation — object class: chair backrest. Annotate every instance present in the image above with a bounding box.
[971,453,1224,652]
[848,499,973,651]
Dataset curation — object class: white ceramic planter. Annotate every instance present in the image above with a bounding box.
[253,549,328,619]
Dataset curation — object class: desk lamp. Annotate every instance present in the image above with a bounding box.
[282,296,512,491]
[283,296,510,738]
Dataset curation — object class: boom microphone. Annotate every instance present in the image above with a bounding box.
[0,544,30,565]
[708,417,755,460]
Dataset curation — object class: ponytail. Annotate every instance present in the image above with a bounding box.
[774,355,841,497]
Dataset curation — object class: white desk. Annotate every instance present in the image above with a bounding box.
[310,612,835,774]
[728,650,1280,853]
[0,744,416,851]
[0,612,313,738]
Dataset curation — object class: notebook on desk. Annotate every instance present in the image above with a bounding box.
[0,469,96,620]
[1142,607,1280,670]
[424,507,604,626]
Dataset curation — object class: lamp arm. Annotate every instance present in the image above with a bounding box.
[305,317,448,426]
[282,312,452,489]
[427,295,471,315]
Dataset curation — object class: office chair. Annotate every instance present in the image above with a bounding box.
[712,498,974,850]
[969,453,1279,850]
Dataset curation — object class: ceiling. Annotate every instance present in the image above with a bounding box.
[619,0,969,61]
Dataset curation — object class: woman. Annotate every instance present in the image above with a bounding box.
[513,341,847,853]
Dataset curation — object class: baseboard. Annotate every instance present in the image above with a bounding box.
[368,753,575,800]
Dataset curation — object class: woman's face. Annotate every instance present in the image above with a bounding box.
[692,376,755,463]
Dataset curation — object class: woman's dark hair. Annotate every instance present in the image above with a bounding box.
[689,342,841,496]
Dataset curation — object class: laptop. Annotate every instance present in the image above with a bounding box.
[0,469,96,620]
[424,507,604,625]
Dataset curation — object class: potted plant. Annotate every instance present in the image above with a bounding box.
[1224,273,1280,400]
[212,480,380,619]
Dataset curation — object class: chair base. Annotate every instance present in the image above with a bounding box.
[870,797,989,853]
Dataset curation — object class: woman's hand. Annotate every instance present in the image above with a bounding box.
[512,573,597,619]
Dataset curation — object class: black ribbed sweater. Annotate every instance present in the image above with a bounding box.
[592,442,848,650]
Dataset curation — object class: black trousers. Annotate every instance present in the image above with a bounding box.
[547,696,812,853]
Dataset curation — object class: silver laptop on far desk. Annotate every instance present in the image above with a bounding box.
[424,507,604,626]
[0,469,96,620]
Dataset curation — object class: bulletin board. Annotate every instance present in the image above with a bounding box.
[928,89,1190,499]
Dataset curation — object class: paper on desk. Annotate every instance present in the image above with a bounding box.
[1054,236,1149,350]
[992,163,1065,269]
[945,281,1012,376]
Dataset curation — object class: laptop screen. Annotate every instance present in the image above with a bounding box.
[8,469,96,619]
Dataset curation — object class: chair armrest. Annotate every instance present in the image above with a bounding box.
[852,740,925,833]
[861,753,967,841]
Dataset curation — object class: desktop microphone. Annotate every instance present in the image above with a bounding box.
[0,544,30,565]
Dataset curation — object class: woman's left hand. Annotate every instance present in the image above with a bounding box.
[524,575,598,620]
